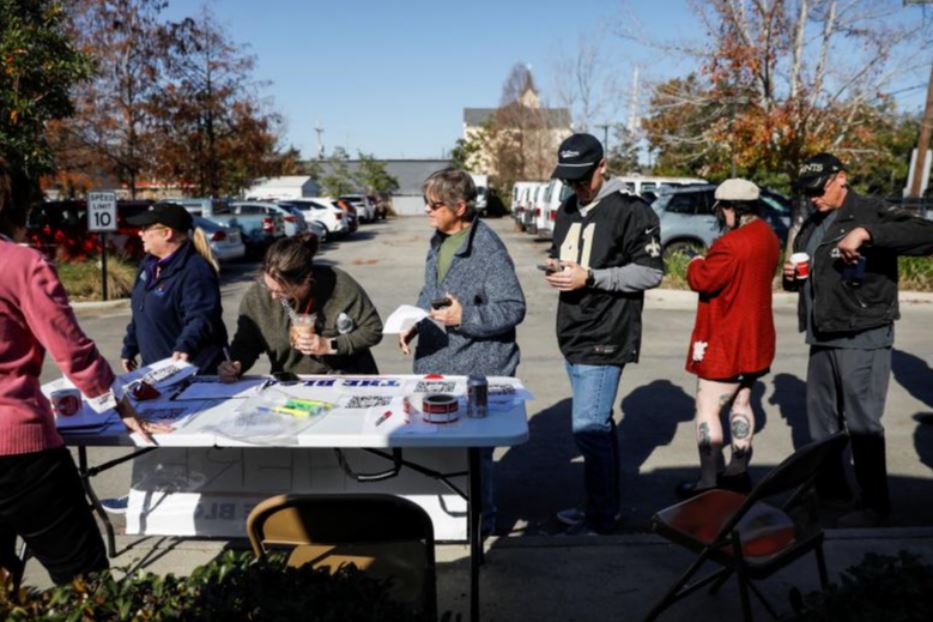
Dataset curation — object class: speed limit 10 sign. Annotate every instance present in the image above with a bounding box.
[87,192,118,232]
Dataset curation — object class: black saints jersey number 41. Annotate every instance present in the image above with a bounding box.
[549,191,662,366]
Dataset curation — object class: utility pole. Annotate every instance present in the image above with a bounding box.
[595,123,611,152]
[314,124,324,160]
[908,61,933,198]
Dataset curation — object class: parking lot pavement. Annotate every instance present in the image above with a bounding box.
[43,215,933,536]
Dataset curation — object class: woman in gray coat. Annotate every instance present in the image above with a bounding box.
[401,168,526,534]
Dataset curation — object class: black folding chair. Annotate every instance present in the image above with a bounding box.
[645,432,849,621]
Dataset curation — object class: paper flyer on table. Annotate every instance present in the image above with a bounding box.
[118,357,198,393]
[40,377,119,429]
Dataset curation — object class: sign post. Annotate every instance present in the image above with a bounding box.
[87,192,117,301]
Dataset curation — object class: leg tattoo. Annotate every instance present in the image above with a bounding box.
[731,415,751,440]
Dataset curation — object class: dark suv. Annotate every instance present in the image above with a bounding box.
[652,184,791,259]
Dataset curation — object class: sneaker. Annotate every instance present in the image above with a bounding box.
[555,507,586,526]
[100,495,129,514]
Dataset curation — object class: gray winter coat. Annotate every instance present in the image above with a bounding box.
[414,219,525,376]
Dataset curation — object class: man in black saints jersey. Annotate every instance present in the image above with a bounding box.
[544,133,663,534]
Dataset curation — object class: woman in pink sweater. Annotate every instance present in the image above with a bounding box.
[0,161,168,584]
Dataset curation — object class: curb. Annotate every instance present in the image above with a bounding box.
[72,298,131,311]
[647,288,933,310]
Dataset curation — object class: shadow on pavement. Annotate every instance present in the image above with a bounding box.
[893,348,933,413]
[770,373,811,450]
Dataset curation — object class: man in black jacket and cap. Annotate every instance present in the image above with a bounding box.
[784,152,933,527]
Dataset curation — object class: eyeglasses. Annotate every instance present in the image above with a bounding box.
[423,196,446,211]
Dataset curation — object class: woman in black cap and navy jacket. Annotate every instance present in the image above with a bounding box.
[121,203,228,374]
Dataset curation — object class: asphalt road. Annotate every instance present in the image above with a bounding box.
[49,214,933,534]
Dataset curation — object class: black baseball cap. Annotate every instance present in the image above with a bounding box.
[795,153,845,193]
[127,202,193,231]
[551,133,604,181]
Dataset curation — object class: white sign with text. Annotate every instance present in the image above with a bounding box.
[87,192,117,232]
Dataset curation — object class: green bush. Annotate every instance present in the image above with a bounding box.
[796,551,933,621]
[663,251,933,292]
[0,550,429,621]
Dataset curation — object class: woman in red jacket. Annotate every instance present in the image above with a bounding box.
[677,179,780,498]
[0,161,168,584]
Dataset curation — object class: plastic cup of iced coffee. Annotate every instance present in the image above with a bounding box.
[289,313,316,347]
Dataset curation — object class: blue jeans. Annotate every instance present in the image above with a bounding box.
[565,362,623,532]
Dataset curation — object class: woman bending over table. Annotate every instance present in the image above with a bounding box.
[0,159,169,584]
[219,234,383,380]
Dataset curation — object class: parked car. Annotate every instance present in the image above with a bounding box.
[339,194,376,223]
[651,184,791,259]
[193,216,245,262]
[369,194,388,219]
[332,198,360,233]
[171,198,285,255]
[281,198,349,238]
[231,201,308,237]
[26,199,153,261]
[615,175,708,198]
[307,219,329,244]
[522,183,545,234]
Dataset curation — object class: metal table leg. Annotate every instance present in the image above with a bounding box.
[77,445,156,558]
[468,447,483,622]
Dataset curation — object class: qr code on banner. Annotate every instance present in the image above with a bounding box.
[344,395,393,409]
[414,381,455,393]
[489,384,516,396]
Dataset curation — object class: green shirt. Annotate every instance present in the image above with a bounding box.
[436,227,471,285]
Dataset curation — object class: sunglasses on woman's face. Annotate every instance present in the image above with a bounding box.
[423,196,446,211]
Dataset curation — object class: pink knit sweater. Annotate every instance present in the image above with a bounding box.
[0,239,115,455]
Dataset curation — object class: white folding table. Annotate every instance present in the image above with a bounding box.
[62,374,530,622]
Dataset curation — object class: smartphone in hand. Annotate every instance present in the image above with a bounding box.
[431,297,452,309]
[537,264,557,274]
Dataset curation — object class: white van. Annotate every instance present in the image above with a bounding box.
[614,175,707,199]
[537,179,574,239]
[511,181,533,228]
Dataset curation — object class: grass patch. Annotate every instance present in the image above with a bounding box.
[56,255,138,302]
[663,251,933,292]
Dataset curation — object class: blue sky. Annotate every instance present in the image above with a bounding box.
[164,1,930,160]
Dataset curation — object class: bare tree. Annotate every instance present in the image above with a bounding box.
[550,29,623,133]
[631,0,933,182]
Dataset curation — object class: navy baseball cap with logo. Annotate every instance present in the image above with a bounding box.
[127,202,193,231]
[551,133,604,181]
[795,152,845,193]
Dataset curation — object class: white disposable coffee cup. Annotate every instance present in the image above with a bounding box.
[790,252,810,280]
[50,388,82,417]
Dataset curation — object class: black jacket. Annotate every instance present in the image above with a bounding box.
[550,190,663,366]
[785,191,933,334]
[122,242,228,373]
